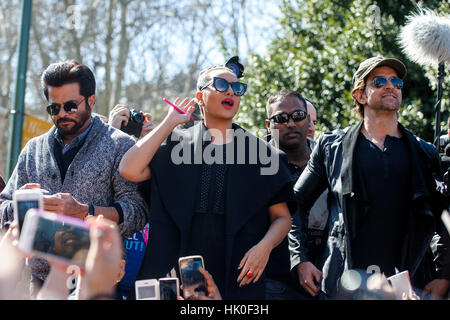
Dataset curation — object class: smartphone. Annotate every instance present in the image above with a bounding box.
[387,270,413,299]
[19,209,91,266]
[13,189,43,233]
[159,277,180,300]
[178,255,207,299]
[135,279,160,300]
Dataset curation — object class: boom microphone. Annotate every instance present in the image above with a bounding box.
[398,8,450,66]
[398,8,450,150]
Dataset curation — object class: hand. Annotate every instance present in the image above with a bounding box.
[81,215,122,300]
[197,267,222,300]
[140,112,155,138]
[296,261,322,296]
[165,97,196,128]
[422,279,450,299]
[0,222,27,299]
[108,104,130,129]
[43,193,88,220]
[236,239,272,287]
[0,221,33,259]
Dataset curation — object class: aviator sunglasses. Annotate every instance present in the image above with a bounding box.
[269,109,308,124]
[199,77,247,96]
[371,76,403,89]
[46,99,84,116]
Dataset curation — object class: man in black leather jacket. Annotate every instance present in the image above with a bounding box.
[290,56,450,299]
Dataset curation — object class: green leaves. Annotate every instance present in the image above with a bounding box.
[238,0,449,141]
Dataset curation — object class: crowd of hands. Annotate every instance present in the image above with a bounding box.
[0,215,222,300]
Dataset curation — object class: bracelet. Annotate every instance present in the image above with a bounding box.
[88,292,115,300]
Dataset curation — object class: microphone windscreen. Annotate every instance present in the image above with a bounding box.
[398,9,450,66]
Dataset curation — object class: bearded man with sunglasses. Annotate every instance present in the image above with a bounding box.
[291,56,450,299]
[0,60,148,297]
[263,90,329,300]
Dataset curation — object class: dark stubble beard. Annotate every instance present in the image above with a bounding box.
[56,104,91,137]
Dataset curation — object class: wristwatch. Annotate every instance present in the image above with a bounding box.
[88,204,95,217]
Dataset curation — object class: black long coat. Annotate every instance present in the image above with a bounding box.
[135,122,295,299]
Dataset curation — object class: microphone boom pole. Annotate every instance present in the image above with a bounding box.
[434,62,446,150]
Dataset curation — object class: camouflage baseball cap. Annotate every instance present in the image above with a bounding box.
[352,56,407,88]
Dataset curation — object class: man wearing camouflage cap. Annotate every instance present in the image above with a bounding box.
[289,56,450,299]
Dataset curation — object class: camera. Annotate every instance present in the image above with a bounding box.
[120,108,144,138]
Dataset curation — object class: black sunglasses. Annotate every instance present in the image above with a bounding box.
[372,76,403,89]
[199,77,247,96]
[46,99,84,116]
[269,109,308,124]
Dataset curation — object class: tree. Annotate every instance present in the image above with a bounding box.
[238,0,449,142]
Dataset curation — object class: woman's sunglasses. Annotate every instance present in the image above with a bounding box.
[199,77,247,96]
[46,99,84,116]
[372,76,403,89]
[269,109,308,124]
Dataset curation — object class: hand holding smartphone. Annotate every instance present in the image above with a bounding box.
[178,255,207,300]
[159,277,180,300]
[13,189,44,234]
[19,209,91,267]
[387,270,414,299]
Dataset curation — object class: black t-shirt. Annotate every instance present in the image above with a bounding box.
[351,133,411,276]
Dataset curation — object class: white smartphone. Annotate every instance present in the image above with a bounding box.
[178,255,206,299]
[19,209,91,266]
[13,189,44,234]
[387,270,413,299]
[159,277,180,300]
[135,279,160,300]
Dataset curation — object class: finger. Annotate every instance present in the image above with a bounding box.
[252,270,262,283]
[240,267,255,287]
[112,104,126,111]
[301,280,316,296]
[179,97,190,109]
[0,228,13,247]
[174,97,180,105]
[185,99,196,114]
[57,193,72,199]
[43,202,62,211]
[313,270,323,283]
[237,254,249,282]
[303,277,319,294]
[198,267,215,288]
[19,183,41,190]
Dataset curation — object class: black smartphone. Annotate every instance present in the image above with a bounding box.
[159,277,179,300]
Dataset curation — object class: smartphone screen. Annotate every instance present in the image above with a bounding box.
[16,200,40,232]
[137,285,157,299]
[179,256,206,299]
[31,215,90,265]
[159,279,178,300]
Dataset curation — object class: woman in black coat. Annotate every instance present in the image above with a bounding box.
[119,65,295,299]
